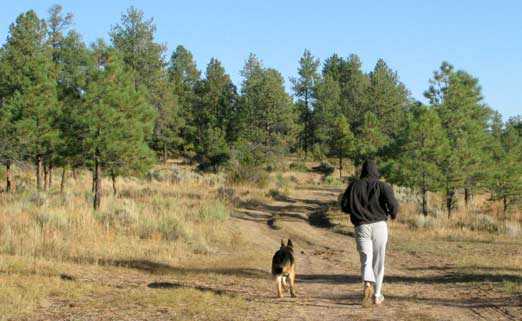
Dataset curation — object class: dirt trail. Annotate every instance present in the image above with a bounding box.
[230,184,521,321]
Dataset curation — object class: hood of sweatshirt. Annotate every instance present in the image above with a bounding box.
[360,160,380,179]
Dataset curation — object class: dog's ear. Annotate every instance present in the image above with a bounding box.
[281,239,285,247]
[287,239,293,248]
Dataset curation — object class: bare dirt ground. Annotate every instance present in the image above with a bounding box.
[14,180,522,321]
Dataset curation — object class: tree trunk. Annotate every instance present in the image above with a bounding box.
[36,156,43,191]
[339,157,343,179]
[111,170,117,197]
[6,163,13,193]
[93,157,101,210]
[446,187,455,218]
[60,167,66,193]
[48,165,53,190]
[464,188,471,208]
[72,168,77,181]
[92,170,96,193]
[163,144,168,163]
[421,186,428,216]
[503,196,508,215]
[43,163,49,191]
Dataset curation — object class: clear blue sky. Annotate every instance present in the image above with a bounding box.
[1,0,521,119]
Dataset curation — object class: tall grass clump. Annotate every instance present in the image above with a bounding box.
[0,165,237,264]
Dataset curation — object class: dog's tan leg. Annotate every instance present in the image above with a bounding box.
[276,276,283,298]
[289,271,297,298]
[282,276,289,291]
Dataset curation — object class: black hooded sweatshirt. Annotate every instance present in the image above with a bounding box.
[341,160,398,226]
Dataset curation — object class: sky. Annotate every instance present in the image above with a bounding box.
[1,0,521,119]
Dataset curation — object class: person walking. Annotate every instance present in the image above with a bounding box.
[341,160,398,307]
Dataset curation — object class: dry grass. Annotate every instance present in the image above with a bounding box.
[1,160,521,320]
[0,162,253,319]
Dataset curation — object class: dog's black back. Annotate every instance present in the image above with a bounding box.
[272,239,294,275]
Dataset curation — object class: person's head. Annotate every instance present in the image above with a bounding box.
[360,160,379,179]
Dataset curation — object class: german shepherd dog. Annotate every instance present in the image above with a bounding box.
[271,239,296,298]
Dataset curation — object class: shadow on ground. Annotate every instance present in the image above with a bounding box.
[147,282,236,297]
[68,257,271,279]
[297,273,522,285]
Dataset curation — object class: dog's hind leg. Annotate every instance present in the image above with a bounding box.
[282,276,289,291]
[276,275,283,298]
[289,271,297,298]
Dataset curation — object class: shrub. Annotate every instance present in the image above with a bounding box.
[289,161,308,172]
[314,161,335,177]
[503,222,521,237]
[226,164,269,188]
[197,204,229,221]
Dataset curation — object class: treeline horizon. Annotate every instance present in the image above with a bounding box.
[0,5,521,214]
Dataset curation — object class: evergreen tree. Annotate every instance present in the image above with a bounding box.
[0,106,21,192]
[323,54,370,134]
[291,49,320,157]
[313,74,342,154]
[168,45,201,158]
[82,41,155,209]
[0,10,60,191]
[110,6,166,93]
[487,116,522,213]
[387,105,449,215]
[193,58,237,170]
[355,112,388,164]
[368,59,409,140]
[425,62,492,216]
[110,6,170,159]
[238,54,298,163]
[328,115,355,178]
[46,5,89,191]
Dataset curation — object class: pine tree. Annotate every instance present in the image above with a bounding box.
[110,6,170,159]
[291,49,320,157]
[110,6,166,93]
[82,41,155,209]
[368,59,409,140]
[168,45,201,158]
[323,54,370,134]
[328,115,355,178]
[0,106,20,192]
[487,116,522,213]
[355,112,388,164]
[313,74,342,154]
[387,105,449,215]
[193,58,237,170]
[425,62,492,216]
[0,10,60,191]
[46,5,89,191]
[238,54,298,163]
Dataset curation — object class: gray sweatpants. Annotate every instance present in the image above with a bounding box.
[355,221,388,298]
